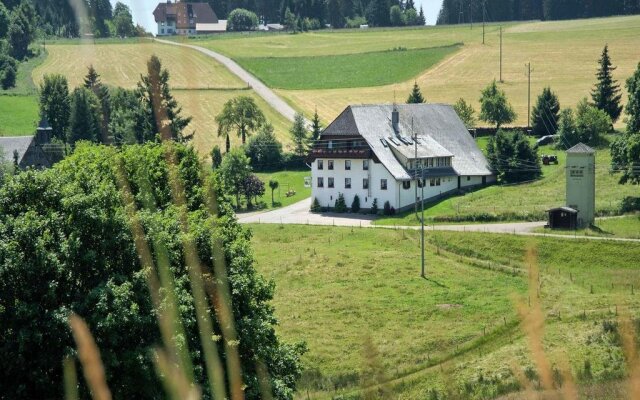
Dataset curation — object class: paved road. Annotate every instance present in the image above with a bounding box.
[155,38,304,124]
[239,199,640,243]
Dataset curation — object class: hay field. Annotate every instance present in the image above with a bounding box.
[265,15,640,128]
[33,43,293,153]
[33,43,244,89]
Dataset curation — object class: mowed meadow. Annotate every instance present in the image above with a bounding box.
[190,15,640,128]
[250,224,640,398]
[30,42,294,153]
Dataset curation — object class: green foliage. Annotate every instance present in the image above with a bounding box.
[406,81,425,104]
[334,193,347,212]
[390,5,405,26]
[284,8,297,32]
[211,144,223,169]
[610,132,640,184]
[345,15,367,28]
[479,80,517,129]
[245,123,283,171]
[216,96,266,146]
[0,59,16,89]
[626,62,640,134]
[310,196,321,212]
[351,194,361,213]
[365,0,391,26]
[241,173,265,208]
[557,108,579,149]
[383,200,395,215]
[290,113,310,157]
[113,2,135,38]
[136,55,192,143]
[531,87,560,136]
[311,109,322,141]
[108,87,141,145]
[269,179,279,205]
[591,45,623,123]
[83,65,111,143]
[487,130,541,183]
[219,147,252,207]
[575,97,612,146]
[453,98,476,129]
[371,198,379,214]
[7,1,36,60]
[68,86,101,144]
[39,74,70,141]
[0,2,9,38]
[0,142,304,399]
[227,8,259,32]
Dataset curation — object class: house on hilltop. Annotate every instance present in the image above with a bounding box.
[0,118,62,169]
[308,104,495,211]
[153,1,226,36]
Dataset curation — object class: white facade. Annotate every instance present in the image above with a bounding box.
[157,21,177,35]
[566,147,596,228]
[312,158,464,211]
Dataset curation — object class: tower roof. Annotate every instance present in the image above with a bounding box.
[566,143,595,154]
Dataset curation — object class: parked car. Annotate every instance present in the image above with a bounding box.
[536,135,558,147]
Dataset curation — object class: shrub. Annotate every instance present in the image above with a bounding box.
[227,8,258,31]
[575,97,612,146]
[383,200,395,216]
[310,197,321,212]
[245,123,283,172]
[334,193,347,213]
[351,194,361,213]
[487,130,541,183]
[370,198,379,215]
[620,196,640,213]
[345,16,367,28]
[0,63,16,89]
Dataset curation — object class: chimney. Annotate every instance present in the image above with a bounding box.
[35,117,52,145]
[392,106,400,134]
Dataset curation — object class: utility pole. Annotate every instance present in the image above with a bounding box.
[458,2,464,25]
[470,0,473,30]
[499,26,503,82]
[482,1,486,44]
[525,62,532,128]
[420,170,425,278]
[413,119,418,216]
[412,120,425,278]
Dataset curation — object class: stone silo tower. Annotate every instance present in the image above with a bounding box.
[566,143,596,228]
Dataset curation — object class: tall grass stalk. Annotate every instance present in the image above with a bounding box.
[63,356,79,400]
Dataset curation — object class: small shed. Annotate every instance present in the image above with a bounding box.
[547,207,578,230]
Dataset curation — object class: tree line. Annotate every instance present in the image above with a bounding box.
[437,0,640,25]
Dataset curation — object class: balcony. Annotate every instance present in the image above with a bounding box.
[307,147,373,160]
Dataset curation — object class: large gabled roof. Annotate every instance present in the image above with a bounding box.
[321,104,493,180]
[153,2,218,27]
[0,136,35,164]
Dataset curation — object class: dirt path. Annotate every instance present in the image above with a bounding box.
[238,199,640,243]
[154,38,304,124]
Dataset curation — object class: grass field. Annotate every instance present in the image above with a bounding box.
[0,96,40,136]
[254,170,311,209]
[375,137,639,225]
[237,45,460,90]
[250,224,640,398]
[33,43,245,89]
[533,214,640,239]
[267,16,640,127]
[33,43,294,153]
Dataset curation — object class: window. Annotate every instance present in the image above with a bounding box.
[345,178,351,189]
[345,160,351,170]
[436,178,441,186]
[328,177,334,188]
[402,181,411,190]
[363,160,369,170]
[363,178,369,189]
[161,28,165,34]
[328,141,334,149]
[328,160,334,170]
[428,158,433,167]
[467,176,471,181]
[430,179,435,187]
[317,177,324,188]
[380,179,387,190]
[318,160,324,170]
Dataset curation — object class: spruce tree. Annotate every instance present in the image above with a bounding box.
[84,65,111,143]
[39,74,71,142]
[311,108,322,141]
[68,87,102,145]
[591,45,623,123]
[407,81,425,104]
[531,87,560,136]
[290,113,310,157]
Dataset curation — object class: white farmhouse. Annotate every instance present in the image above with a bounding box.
[309,104,495,211]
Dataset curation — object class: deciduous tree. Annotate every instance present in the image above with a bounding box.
[479,80,516,129]
[245,123,283,171]
[453,98,476,129]
[216,96,266,149]
[219,147,252,208]
[39,74,71,141]
[625,62,640,134]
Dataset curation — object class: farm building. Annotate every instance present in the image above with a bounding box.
[308,104,495,211]
[153,1,225,36]
[0,118,61,169]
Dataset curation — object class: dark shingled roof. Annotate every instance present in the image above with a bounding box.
[0,136,34,164]
[566,142,595,154]
[321,104,493,180]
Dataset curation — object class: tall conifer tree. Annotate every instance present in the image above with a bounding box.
[591,45,623,123]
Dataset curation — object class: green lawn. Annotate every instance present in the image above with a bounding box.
[0,96,40,136]
[254,170,311,209]
[237,45,460,90]
[533,214,640,239]
[375,136,639,225]
[250,224,640,398]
